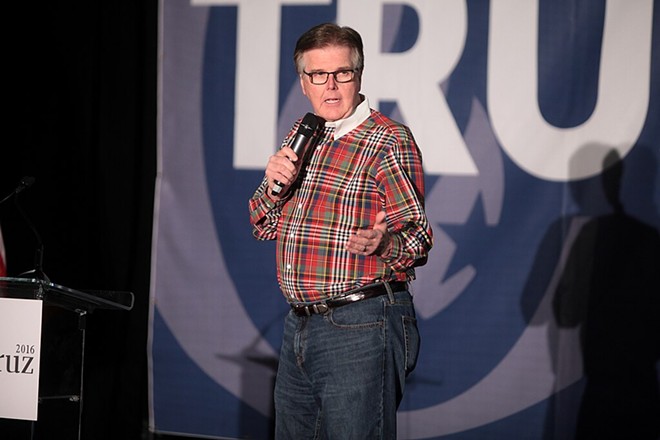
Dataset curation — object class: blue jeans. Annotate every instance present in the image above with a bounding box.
[274,290,420,439]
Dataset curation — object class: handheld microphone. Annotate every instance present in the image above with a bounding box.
[272,112,320,196]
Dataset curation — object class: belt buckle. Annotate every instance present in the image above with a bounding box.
[293,302,329,316]
[312,303,329,314]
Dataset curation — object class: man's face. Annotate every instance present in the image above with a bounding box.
[299,45,362,122]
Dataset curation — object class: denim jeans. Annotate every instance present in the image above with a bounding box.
[274,290,420,439]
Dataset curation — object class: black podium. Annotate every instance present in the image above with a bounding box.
[0,277,134,440]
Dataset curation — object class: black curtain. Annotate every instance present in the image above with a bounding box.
[3,2,157,439]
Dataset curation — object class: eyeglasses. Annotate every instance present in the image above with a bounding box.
[302,69,358,85]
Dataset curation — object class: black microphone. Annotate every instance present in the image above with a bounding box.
[272,112,320,196]
[0,175,35,205]
[1,176,49,281]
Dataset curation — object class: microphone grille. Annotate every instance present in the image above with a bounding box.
[298,112,320,137]
[21,176,36,188]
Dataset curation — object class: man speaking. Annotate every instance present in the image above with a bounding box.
[249,23,433,439]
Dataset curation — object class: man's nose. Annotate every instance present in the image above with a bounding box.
[326,74,338,89]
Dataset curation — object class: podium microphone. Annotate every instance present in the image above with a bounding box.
[0,175,35,205]
[1,176,49,281]
[272,112,320,196]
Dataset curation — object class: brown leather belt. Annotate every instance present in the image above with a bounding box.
[290,281,408,317]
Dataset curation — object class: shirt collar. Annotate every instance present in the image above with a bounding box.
[323,95,370,140]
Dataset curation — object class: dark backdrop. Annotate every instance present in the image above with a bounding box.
[3,2,158,439]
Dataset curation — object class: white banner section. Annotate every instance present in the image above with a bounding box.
[0,298,43,421]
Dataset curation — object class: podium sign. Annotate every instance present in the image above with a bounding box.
[0,277,133,439]
[0,297,43,421]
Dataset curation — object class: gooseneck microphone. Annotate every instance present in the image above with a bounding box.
[271,112,320,196]
[0,176,49,281]
[0,175,35,205]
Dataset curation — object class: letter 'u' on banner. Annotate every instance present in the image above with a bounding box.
[0,298,42,421]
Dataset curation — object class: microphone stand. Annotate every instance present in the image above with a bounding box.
[0,176,50,282]
[15,194,49,282]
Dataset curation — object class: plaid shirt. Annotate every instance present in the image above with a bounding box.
[250,101,433,303]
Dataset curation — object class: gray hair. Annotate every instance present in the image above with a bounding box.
[293,23,364,74]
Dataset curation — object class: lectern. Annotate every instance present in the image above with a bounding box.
[0,276,134,440]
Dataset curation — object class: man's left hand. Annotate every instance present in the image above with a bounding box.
[347,211,392,257]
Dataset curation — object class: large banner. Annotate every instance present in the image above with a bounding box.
[150,1,660,438]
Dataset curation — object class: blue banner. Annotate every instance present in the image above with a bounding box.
[150,1,660,438]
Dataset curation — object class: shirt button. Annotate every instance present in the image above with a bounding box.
[286,264,292,270]
[298,203,303,209]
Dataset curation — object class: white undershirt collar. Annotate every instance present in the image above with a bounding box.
[323,95,370,140]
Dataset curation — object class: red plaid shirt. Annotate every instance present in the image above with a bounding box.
[250,102,433,303]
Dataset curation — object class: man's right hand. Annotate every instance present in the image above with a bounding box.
[265,146,300,198]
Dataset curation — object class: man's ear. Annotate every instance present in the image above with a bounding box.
[299,75,308,97]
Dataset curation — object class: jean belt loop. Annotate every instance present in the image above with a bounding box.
[383,280,395,304]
